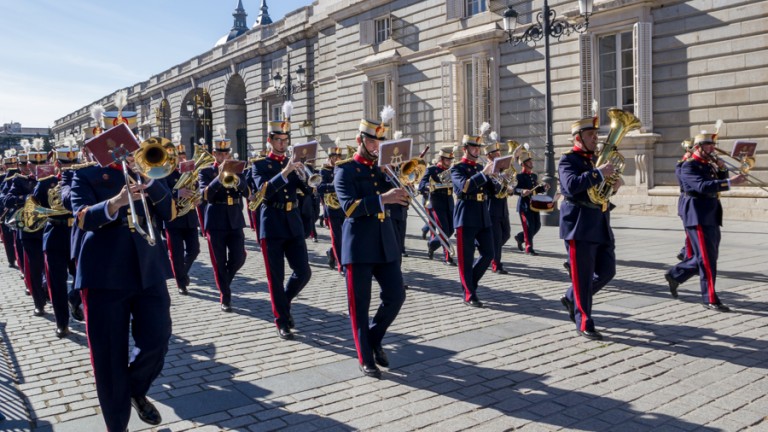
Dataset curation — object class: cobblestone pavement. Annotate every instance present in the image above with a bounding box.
[1,213,767,431]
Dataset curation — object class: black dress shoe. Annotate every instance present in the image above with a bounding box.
[463,299,484,308]
[360,363,382,378]
[526,250,539,256]
[277,326,295,340]
[178,286,188,295]
[422,230,428,240]
[221,303,232,313]
[676,251,685,261]
[8,263,17,269]
[563,261,572,278]
[516,237,524,251]
[287,314,295,329]
[326,250,336,270]
[560,296,575,323]
[427,246,436,260]
[445,258,456,266]
[496,268,509,275]
[69,302,84,322]
[33,308,44,317]
[664,272,679,299]
[401,251,409,258]
[55,327,70,339]
[131,396,162,425]
[403,284,409,290]
[577,329,603,341]
[704,303,730,312]
[372,346,389,367]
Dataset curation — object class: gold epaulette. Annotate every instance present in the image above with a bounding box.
[248,157,259,163]
[335,157,354,166]
[71,161,98,170]
[37,174,57,182]
[3,173,17,182]
[562,150,574,155]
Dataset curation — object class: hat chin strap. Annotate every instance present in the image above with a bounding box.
[360,142,378,162]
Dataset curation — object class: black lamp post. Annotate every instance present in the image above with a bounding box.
[272,57,306,101]
[186,96,209,152]
[502,0,593,226]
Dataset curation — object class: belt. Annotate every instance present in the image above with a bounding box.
[457,192,485,202]
[48,217,74,227]
[432,189,452,196]
[212,197,239,205]
[102,215,149,229]
[685,191,718,199]
[267,200,299,211]
[565,198,603,210]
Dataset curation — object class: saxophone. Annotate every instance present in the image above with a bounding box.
[587,108,641,207]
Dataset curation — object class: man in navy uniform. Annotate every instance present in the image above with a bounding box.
[418,146,456,266]
[199,131,248,312]
[558,116,617,341]
[34,138,79,337]
[0,150,20,269]
[5,140,48,316]
[514,149,545,255]
[164,141,200,295]
[317,146,345,273]
[334,111,407,378]
[71,130,175,431]
[664,132,744,310]
[484,137,512,274]
[251,117,312,340]
[451,134,496,307]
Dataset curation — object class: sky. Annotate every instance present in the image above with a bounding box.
[0,0,312,128]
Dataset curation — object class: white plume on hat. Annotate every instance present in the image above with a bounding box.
[489,131,498,143]
[512,144,524,160]
[282,100,293,120]
[217,126,227,140]
[172,132,182,144]
[114,90,128,113]
[62,136,78,148]
[91,104,105,128]
[8,149,17,156]
[31,138,44,151]
[334,137,341,146]
[20,139,31,152]
[479,122,491,136]
[393,130,403,140]
[380,105,395,124]
[591,99,599,117]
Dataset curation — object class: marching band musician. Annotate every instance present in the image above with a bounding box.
[484,134,513,274]
[250,110,312,340]
[34,138,79,337]
[387,131,410,264]
[163,137,201,295]
[5,139,48,316]
[317,146,345,273]
[199,128,248,312]
[558,116,617,341]
[664,132,745,311]
[513,148,545,256]
[417,146,456,266]
[70,124,175,431]
[334,107,407,378]
[298,160,319,243]
[0,150,20,269]
[451,132,496,308]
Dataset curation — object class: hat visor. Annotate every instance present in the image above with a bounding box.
[572,126,598,135]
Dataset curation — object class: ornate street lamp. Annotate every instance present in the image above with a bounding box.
[502,0,593,226]
[272,58,306,101]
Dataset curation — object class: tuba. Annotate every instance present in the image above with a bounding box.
[18,196,71,233]
[587,108,641,207]
[175,147,214,216]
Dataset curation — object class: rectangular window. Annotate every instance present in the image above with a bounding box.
[598,31,634,125]
[374,17,391,44]
[373,80,387,117]
[271,103,282,122]
[464,62,475,135]
[465,0,487,17]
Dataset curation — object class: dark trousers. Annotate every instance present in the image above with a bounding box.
[165,227,200,290]
[391,218,407,255]
[563,240,616,332]
[490,214,511,269]
[669,225,722,304]
[516,208,541,253]
[345,260,405,366]
[83,286,171,432]
[427,207,454,261]
[22,237,45,310]
[260,235,311,328]
[44,224,75,329]
[456,226,494,302]
[1,224,16,266]
[14,230,24,273]
[206,229,246,305]
[326,215,344,272]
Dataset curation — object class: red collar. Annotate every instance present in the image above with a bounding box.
[437,162,449,170]
[572,146,595,159]
[108,162,123,171]
[353,153,375,167]
[460,157,477,166]
[522,168,533,174]
[691,153,709,164]
[268,152,286,163]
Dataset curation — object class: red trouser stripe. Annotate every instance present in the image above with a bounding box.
[22,251,32,293]
[685,233,693,259]
[81,288,98,387]
[165,230,178,279]
[260,238,280,324]
[696,226,717,304]
[428,208,450,261]
[456,227,471,301]
[569,240,588,332]
[521,213,531,252]
[345,265,363,364]
[326,217,341,272]
[205,232,223,303]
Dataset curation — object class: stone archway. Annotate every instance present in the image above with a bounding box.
[156,99,171,139]
[181,88,213,154]
[224,75,247,160]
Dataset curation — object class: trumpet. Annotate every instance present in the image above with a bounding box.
[121,137,178,246]
[383,158,455,257]
[287,146,322,187]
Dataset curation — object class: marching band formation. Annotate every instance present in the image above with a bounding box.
[0,92,750,430]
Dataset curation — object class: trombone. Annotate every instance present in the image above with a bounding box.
[710,147,768,193]
[383,158,456,257]
[118,137,178,246]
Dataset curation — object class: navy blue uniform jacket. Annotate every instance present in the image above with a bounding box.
[451,160,493,228]
[557,150,612,243]
[317,166,345,219]
[199,164,248,232]
[678,155,729,227]
[163,170,199,230]
[251,155,309,240]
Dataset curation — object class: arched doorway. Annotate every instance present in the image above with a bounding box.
[181,88,213,154]
[224,75,247,160]
[156,99,171,139]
